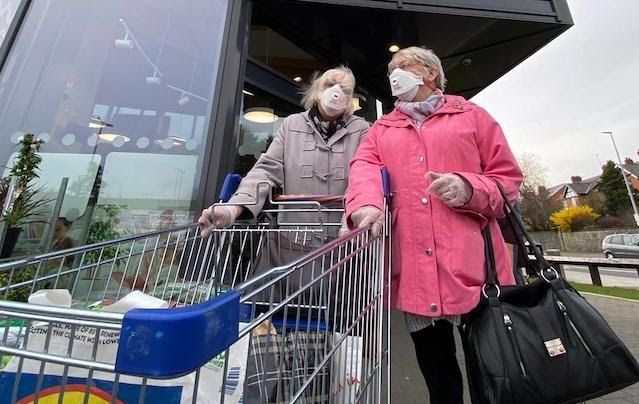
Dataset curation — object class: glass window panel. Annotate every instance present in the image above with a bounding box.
[0,0,20,46]
[234,85,302,176]
[0,0,229,254]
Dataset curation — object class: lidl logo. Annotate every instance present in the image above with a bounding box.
[17,384,123,404]
[0,373,183,403]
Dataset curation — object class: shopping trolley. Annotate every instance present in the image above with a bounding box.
[0,169,392,403]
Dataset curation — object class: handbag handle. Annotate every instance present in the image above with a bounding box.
[493,182,553,273]
[481,182,557,295]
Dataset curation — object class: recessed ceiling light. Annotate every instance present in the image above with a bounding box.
[244,107,279,124]
[389,45,400,53]
[293,76,303,83]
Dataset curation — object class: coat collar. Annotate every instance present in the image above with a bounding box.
[301,110,362,146]
[377,94,473,128]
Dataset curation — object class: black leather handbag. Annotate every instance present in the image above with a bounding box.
[461,185,639,404]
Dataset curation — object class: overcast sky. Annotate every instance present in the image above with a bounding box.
[472,0,639,186]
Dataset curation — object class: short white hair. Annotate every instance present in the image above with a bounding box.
[301,66,356,117]
[388,46,447,91]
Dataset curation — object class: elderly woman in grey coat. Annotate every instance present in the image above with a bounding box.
[199,67,368,298]
[198,66,369,235]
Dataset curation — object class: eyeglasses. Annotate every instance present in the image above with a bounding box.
[388,60,430,75]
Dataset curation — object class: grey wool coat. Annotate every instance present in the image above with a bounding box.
[229,110,370,223]
[229,110,369,305]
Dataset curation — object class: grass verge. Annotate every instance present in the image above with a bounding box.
[573,282,639,301]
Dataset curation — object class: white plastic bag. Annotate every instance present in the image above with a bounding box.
[331,334,363,403]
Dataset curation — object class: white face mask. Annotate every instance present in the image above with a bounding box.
[320,84,348,117]
[389,68,424,102]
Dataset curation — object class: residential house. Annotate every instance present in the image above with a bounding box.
[548,175,602,208]
[620,156,639,192]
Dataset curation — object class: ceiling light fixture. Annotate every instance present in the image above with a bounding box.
[114,33,134,50]
[242,89,255,96]
[389,45,400,53]
[116,19,164,85]
[154,136,186,148]
[166,84,209,103]
[352,98,361,112]
[178,93,190,106]
[244,107,278,124]
[352,94,366,112]
[98,133,130,143]
[88,115,113,129]
[168,136,186,145]
[293,76,303,83]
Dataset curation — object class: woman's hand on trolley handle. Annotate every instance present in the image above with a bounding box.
[350,205,384,238]
[198,205,244,236]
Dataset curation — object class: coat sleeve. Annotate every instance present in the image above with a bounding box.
[345,124,384,227]
[228,117,288,218]
[454,107,523,218]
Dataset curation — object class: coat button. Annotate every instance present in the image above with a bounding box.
[430,303,438,312]
[425,248,433,256]
[421,197,429,206]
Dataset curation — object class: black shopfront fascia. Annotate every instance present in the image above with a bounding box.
[0,0,572,215]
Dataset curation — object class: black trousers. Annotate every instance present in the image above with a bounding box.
[410,320,464,404]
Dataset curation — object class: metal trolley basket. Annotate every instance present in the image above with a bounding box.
[0,171,392,403]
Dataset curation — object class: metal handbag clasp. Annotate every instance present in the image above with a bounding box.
[545,338,566,357]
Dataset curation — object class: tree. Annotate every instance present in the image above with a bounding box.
[550,205,600,232]
[598,161,639,216]
[517,153,559,230]
[520,186,562,231]
[518,152,548,193]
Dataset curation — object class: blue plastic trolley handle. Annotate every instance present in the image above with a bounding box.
[115,291,240,378]
[218,173,242,202]
[381,167,391,197]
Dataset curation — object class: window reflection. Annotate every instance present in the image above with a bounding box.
[235,85,302,176]
[0,0,20,46]
[0,0,228,256]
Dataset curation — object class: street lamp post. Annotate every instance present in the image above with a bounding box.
[602,131,639,227]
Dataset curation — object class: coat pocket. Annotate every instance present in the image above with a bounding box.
[451,212,484,286]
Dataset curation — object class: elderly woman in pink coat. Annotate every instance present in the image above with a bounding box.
[346,47,522,404]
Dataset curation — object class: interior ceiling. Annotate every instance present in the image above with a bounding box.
[252,1,571,102]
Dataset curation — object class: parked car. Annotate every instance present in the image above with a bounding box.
[602,234,639,258]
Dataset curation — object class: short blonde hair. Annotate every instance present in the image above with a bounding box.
[301,66,356,117]
[388,46,447,91]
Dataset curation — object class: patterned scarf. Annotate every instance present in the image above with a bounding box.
[308,105,346,142]
[395,89,446,127]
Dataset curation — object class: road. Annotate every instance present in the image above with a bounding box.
[563,265,639,288]
[564,265,638,278]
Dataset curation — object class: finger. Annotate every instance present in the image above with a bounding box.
[440,190,457,201]
[371,222,381,238]
[357,215,375,229]
[424,171,442,182]
[200,224,213,237]
[427,177,449,195]
[447,198,464,207]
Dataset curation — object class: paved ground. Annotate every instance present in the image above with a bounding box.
[390,294,639,403]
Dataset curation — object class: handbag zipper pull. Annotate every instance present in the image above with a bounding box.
[503,314,527,376]
[503,314,512,326]
[556,301,576,346]
[556,300,593,357]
